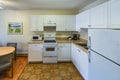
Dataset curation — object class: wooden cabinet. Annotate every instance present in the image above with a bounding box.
[56,15,76,31]
[108,0,120,28]
[90,1,108,28]
[58,43,71,61]
[28,44,43,62]
[30,15,44,31]
[71,43,88,80]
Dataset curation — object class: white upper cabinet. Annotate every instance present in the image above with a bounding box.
[43,15,57,26]
[90,1,108,28]
[31,15,76,31]
[65,15,76,31]
[76,0,120,29]
[76,9,90,30]
[56,15,76,31]
[108,0,120,28]
[56,15,66,31]
[30,15,44,31]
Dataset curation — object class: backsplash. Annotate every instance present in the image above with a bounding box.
[32,31,79,39]
[79,28,88,40]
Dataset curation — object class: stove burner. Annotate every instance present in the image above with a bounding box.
[44,40,56,43]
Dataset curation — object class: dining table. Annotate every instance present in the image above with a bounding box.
[0,46,15,56]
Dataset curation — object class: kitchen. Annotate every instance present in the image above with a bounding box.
[0,0,120,80]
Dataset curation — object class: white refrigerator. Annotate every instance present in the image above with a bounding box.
[88,29,120,80]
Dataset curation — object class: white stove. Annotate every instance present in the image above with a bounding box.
[43,32,58,63]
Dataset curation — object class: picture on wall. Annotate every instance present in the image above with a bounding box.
[8,22,23,35]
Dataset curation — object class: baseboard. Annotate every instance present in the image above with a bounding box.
[16,54,28,56]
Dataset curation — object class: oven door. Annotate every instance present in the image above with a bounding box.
[43,44,58,57]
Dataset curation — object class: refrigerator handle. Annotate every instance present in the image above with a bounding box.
[88,50,91,63]
[88,36,91,49]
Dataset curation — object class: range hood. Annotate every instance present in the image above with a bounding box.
[44,26,56,32]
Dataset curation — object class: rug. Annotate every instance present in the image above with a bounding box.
[18,62,83,80]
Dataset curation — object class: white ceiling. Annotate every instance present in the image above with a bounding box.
[0,0,97,10]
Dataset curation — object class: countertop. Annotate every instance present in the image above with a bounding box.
[28,38,87,44]
[28,38,88,53]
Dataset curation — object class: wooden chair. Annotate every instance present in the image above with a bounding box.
[0,53,13,78]
[7,43,17,61]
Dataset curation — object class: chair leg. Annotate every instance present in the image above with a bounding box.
[11,58,14,78]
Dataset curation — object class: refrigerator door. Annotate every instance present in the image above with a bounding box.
[89,50,120,80]
[88,29,120,64]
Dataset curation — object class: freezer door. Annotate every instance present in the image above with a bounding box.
[88,29,120,64]
[89,51,120,80]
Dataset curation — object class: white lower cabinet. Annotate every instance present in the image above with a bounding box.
[28,44,43,62]
[71,43,88,80]
[58,43,71,61]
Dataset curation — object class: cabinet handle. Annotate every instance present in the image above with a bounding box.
[77,49,81,52]
[88,25,91,27]
[88,36,91,49]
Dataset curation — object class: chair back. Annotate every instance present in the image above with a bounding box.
[0,53,13,71]
[0,53,13,64]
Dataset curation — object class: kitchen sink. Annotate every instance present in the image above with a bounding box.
[77,43,87,46]
[76,43,88,50]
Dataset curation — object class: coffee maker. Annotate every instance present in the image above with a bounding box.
[72,34,79,40]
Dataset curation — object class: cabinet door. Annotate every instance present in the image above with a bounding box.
[37,16,44,31]
[76,48,82,71]
[30,15,44,31]
[56,15,76,31]
[76,13,81,31]
[76,10,90,30]
[108,0,120,28]
[79,10,90,28]
[65,15,76,31]
[90,2,108,28]
[30,15,38,31]
[71,44,88,80]
[79,50,88,80]
[56,15,66,31]
[44,15,57,25]
[58,43,71,61]
[71,44,80,70]
[28,44,43,62]
[71,44,77,66]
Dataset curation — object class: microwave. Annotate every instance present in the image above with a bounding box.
[32,35,42,40]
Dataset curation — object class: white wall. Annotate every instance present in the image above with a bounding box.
[0,10,77,54]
